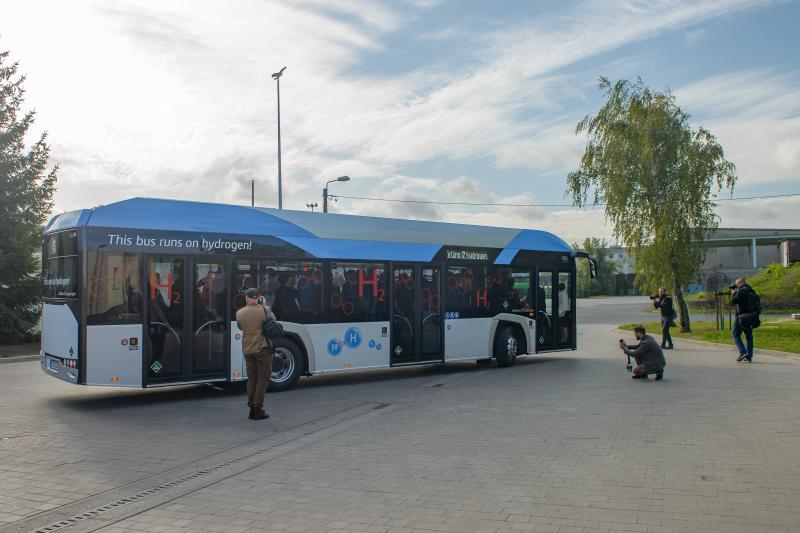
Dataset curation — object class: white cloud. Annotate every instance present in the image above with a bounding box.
[2,0,791,245]
[716,196,800,228]
[685,28,708,44]
[675,70,800,186]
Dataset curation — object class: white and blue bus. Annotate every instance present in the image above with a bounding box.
[40,198,594,391]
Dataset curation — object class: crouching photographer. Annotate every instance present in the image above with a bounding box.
[619,325,666,381]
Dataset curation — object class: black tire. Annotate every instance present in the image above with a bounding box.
[494,325,519,368]
[268,336,304,392]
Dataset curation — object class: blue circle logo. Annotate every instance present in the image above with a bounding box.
[368,339,376,348]
[327,338,343,356]
[343,327,362,349]
[375,343,382,350]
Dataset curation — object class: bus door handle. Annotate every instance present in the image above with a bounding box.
[195,321,214,336]
[150,321,181,346]
[422,313,441,325]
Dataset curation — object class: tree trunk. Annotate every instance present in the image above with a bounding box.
[674,284,691,333]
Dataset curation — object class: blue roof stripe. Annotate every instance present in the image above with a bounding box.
[284,236,441,262]
[85,198,314,238]
[505,229,571,253]
[43,199,573,261]
[494,248,519,265]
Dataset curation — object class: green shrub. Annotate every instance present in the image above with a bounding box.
[748,263,800,310]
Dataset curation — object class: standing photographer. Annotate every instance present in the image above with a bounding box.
[651,287,675,349]
[731,278,758,362]
[236,288,275,420]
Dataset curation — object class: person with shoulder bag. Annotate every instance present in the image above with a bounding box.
[731,278,759,362]
[236,288,277,420]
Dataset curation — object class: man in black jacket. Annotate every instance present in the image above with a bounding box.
[731,278,756,362]
[653,287,674,349]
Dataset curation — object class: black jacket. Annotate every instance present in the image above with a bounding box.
[731,284,754,316]
[654,294,673,317]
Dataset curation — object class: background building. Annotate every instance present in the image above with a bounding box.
[604,228,800,294]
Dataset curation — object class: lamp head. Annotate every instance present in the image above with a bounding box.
[271,66,287,80]
[337,176,350,182]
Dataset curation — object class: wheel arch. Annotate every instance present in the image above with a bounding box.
[278,323,315,375]
[489,313,532,356]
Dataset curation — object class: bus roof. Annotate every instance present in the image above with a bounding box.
[45,197,572,261]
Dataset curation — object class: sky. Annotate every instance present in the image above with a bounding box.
[3,0,799,244]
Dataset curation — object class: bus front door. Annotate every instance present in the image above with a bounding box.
[535,270,555,351]
[536,269,575,352]
[391,263,443,365]
[145,256,228,384]
[556,270,575,349]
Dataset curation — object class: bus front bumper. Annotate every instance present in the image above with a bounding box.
[41,353,79,384]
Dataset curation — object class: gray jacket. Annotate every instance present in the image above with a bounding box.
[624,334,666,373]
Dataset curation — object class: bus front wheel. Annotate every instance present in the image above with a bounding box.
[268,337,303,392]
[494,325,519,368]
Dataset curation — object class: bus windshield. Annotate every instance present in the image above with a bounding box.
[43,231,79,300]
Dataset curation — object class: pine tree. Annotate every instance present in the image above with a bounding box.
[0,49,57,344]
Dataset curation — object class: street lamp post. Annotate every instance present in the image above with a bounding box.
[271,66,286,209]
[323,176,350,213]
[306,202,319,212]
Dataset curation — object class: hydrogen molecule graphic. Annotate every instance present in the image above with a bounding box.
[343,327,362,349]
[327,338,343,356]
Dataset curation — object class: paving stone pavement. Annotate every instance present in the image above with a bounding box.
[1,297,799,533]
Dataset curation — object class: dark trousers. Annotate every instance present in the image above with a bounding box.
[660,316,673,348]
[732,316,754,358]
[244,348,273,410]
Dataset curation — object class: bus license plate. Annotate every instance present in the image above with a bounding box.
[48,358,59,371]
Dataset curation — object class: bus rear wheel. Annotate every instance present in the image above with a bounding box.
[268,337,303,392]
[494,325,519,368]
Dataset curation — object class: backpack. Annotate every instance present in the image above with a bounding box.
[750,290,762,315]
[261,306,285,341]
[262,317,285,340]
[739,288,761,330]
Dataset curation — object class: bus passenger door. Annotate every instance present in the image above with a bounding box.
[191,258,228,377]
[419,265,443,359]
[145,256,228,384]
[556,270,575,349]
[146,257,186,382]
[391,264,443,364]
[535,270,555,351]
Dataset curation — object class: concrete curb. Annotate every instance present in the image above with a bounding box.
[0,355,40,364]
[613,328,800,362]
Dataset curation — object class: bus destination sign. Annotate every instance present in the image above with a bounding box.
[446,249,489,261]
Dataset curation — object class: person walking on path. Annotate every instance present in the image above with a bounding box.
[236,288,275,420]
[653,287,675,349]
[619,325,666,380]
[731,278,757,362]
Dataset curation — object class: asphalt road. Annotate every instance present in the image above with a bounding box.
[1,297,798,533]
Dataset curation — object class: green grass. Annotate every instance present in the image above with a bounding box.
[619,319,800,354]
[685,263,800,314]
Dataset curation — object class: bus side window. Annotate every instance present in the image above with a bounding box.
[232,260,323,323]
[87,252,143,325]
[328,262,387,323]
[445,265,489,318]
